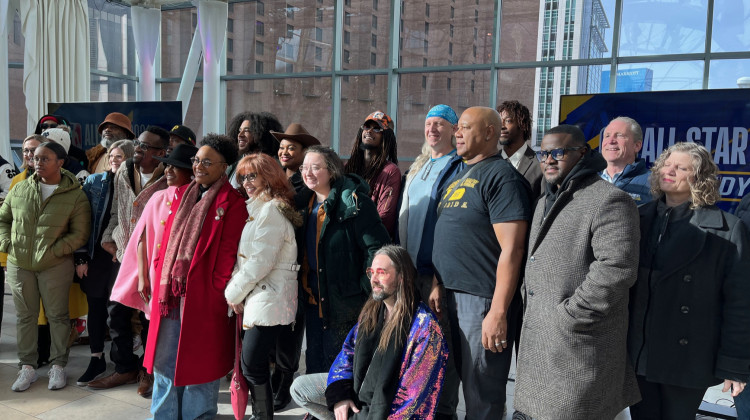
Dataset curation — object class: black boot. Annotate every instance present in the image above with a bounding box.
[249,382,273,420]
[273,370,294,411]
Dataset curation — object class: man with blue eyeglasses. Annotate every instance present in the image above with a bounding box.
[514,124,640,419]
[91,125,170,397]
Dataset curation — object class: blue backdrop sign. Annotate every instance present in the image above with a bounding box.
[560,89,750,212]
[47,101,183,151]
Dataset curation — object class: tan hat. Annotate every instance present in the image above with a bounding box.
[270,123,321,148]
[98,112,135,139]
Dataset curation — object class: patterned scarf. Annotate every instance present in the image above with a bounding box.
[158,175,227,316]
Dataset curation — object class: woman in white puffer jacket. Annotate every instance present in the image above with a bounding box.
[224,153,302,419]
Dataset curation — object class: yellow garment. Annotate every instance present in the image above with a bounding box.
[38,282,89,324]
[4,169,88,323]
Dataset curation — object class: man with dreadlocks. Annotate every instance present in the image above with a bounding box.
[344,111,401,238]
[290,245,448,420]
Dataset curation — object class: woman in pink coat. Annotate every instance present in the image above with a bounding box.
[110,143,198,314]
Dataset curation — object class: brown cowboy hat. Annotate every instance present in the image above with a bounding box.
[97,112,135,139]
[270,123,321,148]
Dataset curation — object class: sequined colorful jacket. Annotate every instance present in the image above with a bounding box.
[325,302,448,419]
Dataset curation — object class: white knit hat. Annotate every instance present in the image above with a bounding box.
[41,128,71,153]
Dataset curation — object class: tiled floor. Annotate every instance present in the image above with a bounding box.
[0,283,734,419]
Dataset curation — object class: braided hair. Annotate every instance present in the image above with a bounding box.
[344,127,398,188]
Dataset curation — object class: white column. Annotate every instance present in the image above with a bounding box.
[196,0,227,135]
[177,28,203,121]
[131,5,161,101]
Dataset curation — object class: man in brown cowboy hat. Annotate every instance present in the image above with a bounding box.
[87,112,136,173]
[267,123,320,410]
[271,123,321,193]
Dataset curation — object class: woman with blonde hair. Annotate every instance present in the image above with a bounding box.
[628,142,750,418]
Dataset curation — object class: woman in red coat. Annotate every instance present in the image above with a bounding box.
[143,134,248,419]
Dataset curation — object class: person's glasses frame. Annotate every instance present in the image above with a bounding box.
[366,267,388,280]
[361,125,384,133]
[134,139,165,152]
[190,157,225,168]
[238,173,257,183]
[535,146,585,162]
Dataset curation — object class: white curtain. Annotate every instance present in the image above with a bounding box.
[197,0,227,135]
[131,5,160,102]
[0,0,18,162]
[20,0,90,134]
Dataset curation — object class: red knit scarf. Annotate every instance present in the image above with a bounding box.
[158,175,227,316]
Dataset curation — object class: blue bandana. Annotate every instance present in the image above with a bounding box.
[426,104,458,125]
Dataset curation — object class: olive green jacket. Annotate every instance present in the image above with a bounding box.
[0,169,91,271]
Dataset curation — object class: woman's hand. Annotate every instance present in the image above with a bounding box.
[722,379,746,397]
[138,273,151,303]
[227,301,244,315]
[76,263,88,278]
[334,399,359,420]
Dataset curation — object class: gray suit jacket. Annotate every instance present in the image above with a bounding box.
[516,145,543,200]
[514,174,641,419]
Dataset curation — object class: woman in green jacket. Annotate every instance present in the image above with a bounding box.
[297,146,390,374]
[0,142,91,392]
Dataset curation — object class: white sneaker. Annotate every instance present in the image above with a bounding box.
[11,365,38,392]
[48,365,67,390]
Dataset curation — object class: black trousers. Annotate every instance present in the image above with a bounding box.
[87,296,109,354]
[242,324,283,385]
[630,375,706,420]
[273,303,305,374]
[107,301,148,373]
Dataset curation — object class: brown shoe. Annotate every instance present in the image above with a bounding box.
[137,370,154,398]
[87,370,138,389]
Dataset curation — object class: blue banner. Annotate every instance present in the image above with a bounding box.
[48,101,183,151]
[560,89,750,212]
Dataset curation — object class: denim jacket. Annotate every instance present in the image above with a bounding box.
[81,171,114,259]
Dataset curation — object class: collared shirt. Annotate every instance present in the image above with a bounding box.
[599,168,622,184]
[501,142,528,170]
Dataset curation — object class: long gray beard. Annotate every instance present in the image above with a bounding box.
[101,138,114,148]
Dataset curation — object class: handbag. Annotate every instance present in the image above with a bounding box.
[230,315,249,420]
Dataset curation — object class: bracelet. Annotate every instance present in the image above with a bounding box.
[74,258,88,266]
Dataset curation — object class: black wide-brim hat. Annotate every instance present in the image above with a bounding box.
[155,143,198,169]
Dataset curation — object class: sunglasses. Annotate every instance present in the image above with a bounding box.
[361,125,384,133]
[40,123,58,130]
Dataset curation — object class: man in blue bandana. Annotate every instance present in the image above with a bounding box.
[397,104,461,419]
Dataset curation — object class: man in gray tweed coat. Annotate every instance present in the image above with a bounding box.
[514,125,641,419]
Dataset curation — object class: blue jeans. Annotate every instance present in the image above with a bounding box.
[150,312,220,420]
[734,383,750,420]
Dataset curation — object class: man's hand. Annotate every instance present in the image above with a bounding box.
[482,308,508,353]
[334,399,359,420]
[428,276,444,320]
[101,241,118,261]
[76,263,88,278]
[722,379,746,397]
